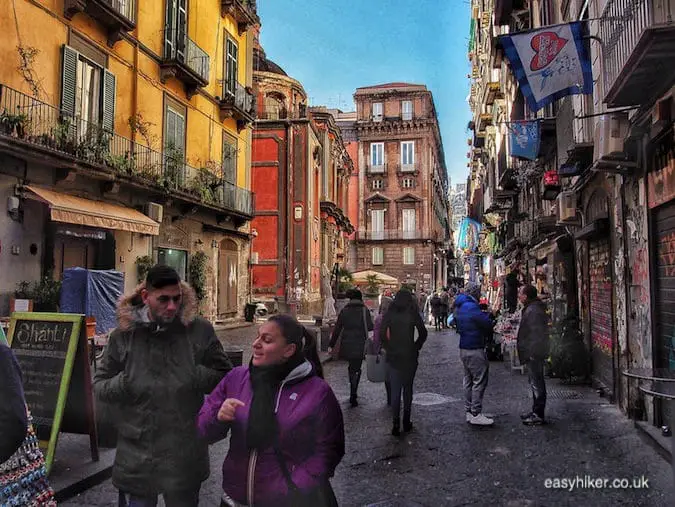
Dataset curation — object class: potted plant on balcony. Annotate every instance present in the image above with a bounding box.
[0,111,28,138]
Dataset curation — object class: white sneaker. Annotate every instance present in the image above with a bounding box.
[465,412,472,423]
[469,413,494,426]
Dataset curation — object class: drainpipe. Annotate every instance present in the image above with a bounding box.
[285,120,293,305]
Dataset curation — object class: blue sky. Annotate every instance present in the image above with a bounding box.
[257,0,472,187]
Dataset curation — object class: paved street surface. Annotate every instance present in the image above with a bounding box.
[63,325,673,506]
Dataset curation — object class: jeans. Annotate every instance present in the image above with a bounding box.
[527,359,547,418]
[118,486,200,507]
[460,348,489,415]
[386,363,417,423]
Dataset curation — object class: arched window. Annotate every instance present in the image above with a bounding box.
[264,92,286,119]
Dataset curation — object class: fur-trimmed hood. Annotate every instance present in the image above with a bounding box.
[116,281,198,332]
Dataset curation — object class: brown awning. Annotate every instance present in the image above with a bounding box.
[26,186,159,236]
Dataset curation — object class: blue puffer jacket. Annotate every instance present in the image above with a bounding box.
[454,294,494,350]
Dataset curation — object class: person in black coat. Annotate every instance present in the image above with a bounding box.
[379,290,428,436]
[0,344,28,463]
[329,289,374,407]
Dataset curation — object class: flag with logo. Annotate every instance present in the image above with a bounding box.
[500,21,592,111]
[508,120,540,160]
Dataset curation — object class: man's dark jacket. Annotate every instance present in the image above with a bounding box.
[517,299,550,361]
[454,294,494,349]
[330,299,374,360]
[0,344,28,463]
[379,309,427,375]
[94,282,232,496]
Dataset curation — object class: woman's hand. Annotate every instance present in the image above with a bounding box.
[217,399,245,423]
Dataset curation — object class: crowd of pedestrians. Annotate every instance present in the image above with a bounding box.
[1,263,550,506]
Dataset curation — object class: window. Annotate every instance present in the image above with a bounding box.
[158,248,187,280]
[372,102,383,120]
[402,209,416,239]
[371,209,385,240]
[372,247,384,265]
[370,142,384,170]
[164,0,187,61]
[372,179,383,190]
[401,141,415,169]
[402,178,414,189]
[402,100,413,121]
[164,101,186,184]
[224,36,238,96]
[403,247,415,265]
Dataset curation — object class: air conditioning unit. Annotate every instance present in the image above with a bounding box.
[250,252,259,265]
[557,191,577,223]
[145,202,163,223]
[593,113,629,161]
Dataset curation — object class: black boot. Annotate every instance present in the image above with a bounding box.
[385,381,391,406]
[392,418,401,437]
[403,410,413,432]
[349,370,361,407]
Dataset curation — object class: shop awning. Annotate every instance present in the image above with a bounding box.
[26,186,159,236]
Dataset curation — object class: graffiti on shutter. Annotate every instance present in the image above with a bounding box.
[589,238,614,392]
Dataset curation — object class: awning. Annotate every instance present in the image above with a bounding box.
[26,186,159,236]
[351,270,399,285]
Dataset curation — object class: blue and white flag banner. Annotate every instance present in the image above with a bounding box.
[508,120,540,160]
[500,21,592,111]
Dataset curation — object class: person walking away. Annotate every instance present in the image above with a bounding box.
[373,295,394,406]
[379,290,428,436]
[440,289,450,329]
[198,314,344,507]
[95,265,233,507]
[517,285,550,425]
[454,283,495,426]
[430,292,442,331]
[328,289,374,407]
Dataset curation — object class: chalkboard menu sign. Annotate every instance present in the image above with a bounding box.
[8,312,98,473]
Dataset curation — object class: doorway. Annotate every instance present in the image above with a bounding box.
[219,239,239,316]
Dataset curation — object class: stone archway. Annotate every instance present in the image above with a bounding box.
[218,239,239,316]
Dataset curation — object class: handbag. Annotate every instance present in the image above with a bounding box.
[366,351,386,383]
[273,445,338,507]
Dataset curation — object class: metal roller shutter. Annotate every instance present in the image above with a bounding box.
[589,237,614,395]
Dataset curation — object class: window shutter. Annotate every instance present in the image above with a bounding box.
[175,113,185,154]
[61,45,78,118]
[177,0,187,60]
[102,70,116,132]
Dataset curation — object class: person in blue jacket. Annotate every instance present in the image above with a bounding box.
[454,283,495,426]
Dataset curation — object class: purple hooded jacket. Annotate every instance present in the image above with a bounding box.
[197,362,345,506]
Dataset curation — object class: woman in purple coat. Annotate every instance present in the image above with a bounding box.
[197,314,345,507]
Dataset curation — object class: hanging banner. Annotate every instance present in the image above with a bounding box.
[500,22,593,111]
[508,120,541,160]
[457,218,482,253]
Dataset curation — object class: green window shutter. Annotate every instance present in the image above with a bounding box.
[61,45,79,117]
[102,70,116,132]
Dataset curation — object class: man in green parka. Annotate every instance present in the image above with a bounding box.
[95,265,232,506]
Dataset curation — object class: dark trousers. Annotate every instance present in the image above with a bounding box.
[119,486,200,507]
[387,363,417,424]
[433,314,442,330]
[348,358,362,397]
[440,311,448,328]
[527,359,547,418]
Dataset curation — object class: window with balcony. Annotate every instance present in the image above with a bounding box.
[402,177,414,189]
[401,141,415,170]
[402,100,413,120]
[403,247,415,265]
[372,179,383,190]
[224,36,238,96]
[165,0,187,60]
[61,44,116,134]
[223,135,238,184]
[371,209,385,240]
[402,209,416,239]
[372,102,383,120]
[372,247,384,265]
[370,142,384,170]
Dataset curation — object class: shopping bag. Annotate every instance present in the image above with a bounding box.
[366,352,386,383]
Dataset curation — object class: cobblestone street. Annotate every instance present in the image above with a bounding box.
[62,323,673,506]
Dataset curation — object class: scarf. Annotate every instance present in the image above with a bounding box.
[246,354,305,450]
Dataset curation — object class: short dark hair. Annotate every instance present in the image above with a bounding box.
[146,264,181,290]
[522,284,538,301]
[346,288,362,300]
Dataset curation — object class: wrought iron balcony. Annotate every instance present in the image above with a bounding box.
[0,83,253,219]
[221,0,258,35]
[160,29,210,98]
[600,0,675,107]
[258,105,307,120]
[356,229,432,241]
[366,163,388,176]
[556,96,594,166]
[396,162,419,175]
[64,0,136,46]
[220,81,256,129]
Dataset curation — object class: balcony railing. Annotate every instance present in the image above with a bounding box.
[258,106,307,120]
[366,163,387,175]
[397,162,418,174]
[161,29,210,94]
[220,81,256,128]
[600,0,675,107]
[64,0,136,46]
[356,229,432,241]
[556,96,594,165]
[0,83,253,217]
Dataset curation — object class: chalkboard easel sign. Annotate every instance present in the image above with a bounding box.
[8,312,99,473]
